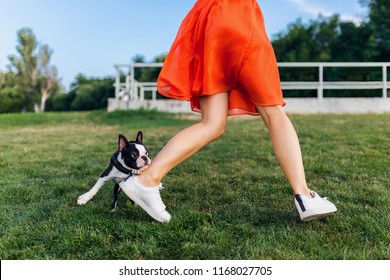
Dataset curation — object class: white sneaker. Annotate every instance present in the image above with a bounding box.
[294,190,337,221]
[119,176,171,223]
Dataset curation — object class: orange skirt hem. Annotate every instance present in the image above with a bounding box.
[158,85,286,117]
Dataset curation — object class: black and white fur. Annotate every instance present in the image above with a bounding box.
[77,131,151,211]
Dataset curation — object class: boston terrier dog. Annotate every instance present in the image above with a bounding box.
[77,131,151,211]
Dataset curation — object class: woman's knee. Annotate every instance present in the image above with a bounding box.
[257,105,286,127]
[202,118,226,140]
[213,121,227,138]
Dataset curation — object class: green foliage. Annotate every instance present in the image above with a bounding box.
[137,53,166,83]
[272,15,373,63]
[46,74,115,111]
[0,71,29,113]
[331,22,374,62]
[70,75,115,111]
[0,111,389,259]
[272,1,390,63]
[45,91,76,112]
[361,0,390,60]
[271,8,388,98]
[273,16,337,62]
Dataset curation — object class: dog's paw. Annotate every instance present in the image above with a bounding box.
[77,193,92,205]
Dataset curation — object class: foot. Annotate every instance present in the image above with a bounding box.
[77,192,94,205]
[294,190,337,221]
[119,176,171,223]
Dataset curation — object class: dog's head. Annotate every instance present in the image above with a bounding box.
[118,131,151,171]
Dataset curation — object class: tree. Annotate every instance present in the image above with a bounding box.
[8,28,38,111]
[360,0,390,61]
[330,22,374,62]
[45,90,76,112]
[132,54,146,81]
[271,13,378,97]
[0,71,4,88]
[7,28,60,112]
[0,70,26,113]
[138,53,166,83]
[68,74,115,111]
[272,15,347,63]
[36,45,59,112]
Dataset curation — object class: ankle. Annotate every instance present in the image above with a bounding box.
[138,171,162,187]
[293,187,312,198]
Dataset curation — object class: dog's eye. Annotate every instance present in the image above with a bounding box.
[131,152,139,159]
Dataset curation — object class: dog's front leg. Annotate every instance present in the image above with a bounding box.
[77,177,110,205]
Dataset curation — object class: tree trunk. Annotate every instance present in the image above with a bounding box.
[40,90,50,112]
[33,103,40,113]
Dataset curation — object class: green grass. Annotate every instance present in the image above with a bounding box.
[0,110,389,260]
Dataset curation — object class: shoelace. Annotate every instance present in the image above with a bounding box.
[152,184,166,210]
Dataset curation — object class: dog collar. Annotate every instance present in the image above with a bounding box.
[111,152,141,175]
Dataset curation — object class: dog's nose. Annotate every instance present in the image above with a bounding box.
[142,156,149,164]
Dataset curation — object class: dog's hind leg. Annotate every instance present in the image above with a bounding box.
[111,183,121,212]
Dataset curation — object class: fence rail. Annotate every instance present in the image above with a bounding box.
[114,62,389,105]
[278,62,389,99]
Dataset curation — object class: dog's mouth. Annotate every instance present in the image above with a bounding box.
[137,157,151,171]
[139,164,150,171]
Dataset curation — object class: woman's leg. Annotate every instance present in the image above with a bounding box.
[139,92,229,187]
[256,105,311,197]
[119,93,228,222]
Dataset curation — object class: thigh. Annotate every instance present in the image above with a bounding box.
[199,92,229,125]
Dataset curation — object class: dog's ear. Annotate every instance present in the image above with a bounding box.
[136,131,143,144]
[118,135,129,151]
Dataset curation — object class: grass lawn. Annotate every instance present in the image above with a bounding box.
[0,110,389,260]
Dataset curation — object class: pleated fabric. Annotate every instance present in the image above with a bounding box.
[157,0,285,116]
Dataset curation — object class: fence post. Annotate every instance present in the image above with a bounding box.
[115,66,120,101]
[130,64,135,100]
[126,70,131,100]
[318,64,324,100]
[152,90,157,101]
[383,64,388,99]
[140,87,145,102]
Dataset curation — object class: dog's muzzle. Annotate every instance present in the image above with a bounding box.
[138,156,151,171]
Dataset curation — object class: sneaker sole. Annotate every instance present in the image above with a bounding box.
[120,185,170,223]
[300,208,337,222]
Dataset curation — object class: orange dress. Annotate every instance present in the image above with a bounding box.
[157,0,285,116]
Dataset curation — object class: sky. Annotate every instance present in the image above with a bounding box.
[0,0,367,90]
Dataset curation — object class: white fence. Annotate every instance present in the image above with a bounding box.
[279,62,389,99]
[108,62,390,114]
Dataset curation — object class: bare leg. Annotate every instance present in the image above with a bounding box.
[256,105,311,197]
[139,92,229,186]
